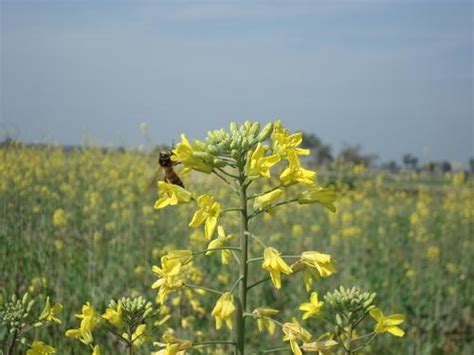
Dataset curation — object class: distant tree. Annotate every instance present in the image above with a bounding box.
[382,160,399,173]
[470,158,474,175]
[402,154,418,170]
[301,132,333,165]
[338,144,377,167]
[441,161,452,173]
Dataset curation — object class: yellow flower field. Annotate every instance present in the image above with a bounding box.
[1,126,472,353]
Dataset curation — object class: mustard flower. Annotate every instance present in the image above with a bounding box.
[297,187,337,212]
[65,302,101,345]
[39,297,62,324]
[246,143,281,179]
[27,340,56,355]
[253,188,284,212]
[280,151,317,186]
[292,251,336,292]
[152,258,185,304]
[162,249,193,266]
[205,226,233,264]
[282,318,312,355]
[155,333,193,355]
[272,125,310,158]
[370,308,405,337]
[102,303,124,329]
[262,247,293,289]
[154,181,192,209]
[211,292,236,330]
[302,339,338,354]
[123,324,148,347]
[189,194,222,239]
[52,208,68,228]
[299,292,324,320]
[172,133,214,173]
[252,307,279,335]
[92,345,100,355]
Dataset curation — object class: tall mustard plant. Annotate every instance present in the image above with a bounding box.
[152,120,406,354]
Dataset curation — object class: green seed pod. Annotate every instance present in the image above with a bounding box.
[231,149,240,160]
[256,122,273,142]
[213,158,226,168]
[206,145,220,156]
[218,141,228,150]
[230,122,238,134]
[249,121,260,137]
[336,314,343,326]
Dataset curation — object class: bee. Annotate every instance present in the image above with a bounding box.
[158,151,184,188]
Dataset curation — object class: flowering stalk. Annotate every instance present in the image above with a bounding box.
[236,162,249,355]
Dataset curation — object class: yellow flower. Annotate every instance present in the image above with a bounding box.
[162,250,193,266]
[252,307,279,335]
[156,332,193,355]
[27,340,56,355]
[369,308,405,337]
[154,181,192,209]
[246,143,280,179]
[299,292,324,320]
[272,125,310,158]
[426,246,440,261]
[253,188,284,212]
[302,339,338,354]
[205,226,234,264]
[280,151,316,186]
[52,208,68,228]
[211,292,236,330]
[39,297,62,324]
[102,303,124,329]
[292,251,336,292]
[172,133,214,173]
[123,324,148,347]
[262,247,293,289]
[92,345,100,355]
[152,258,185,304]
[298,187,337,212]
[189,194,222,239]
[282,318,312,355]
[65,302,100,345]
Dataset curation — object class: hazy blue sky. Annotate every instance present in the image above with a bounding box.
[1,0,472,163]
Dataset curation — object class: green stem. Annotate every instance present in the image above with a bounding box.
[249,199,298,219]
[247,276,271,291]
[184,283,223,295]
[352,332,377,353]
[192,247,241,256]
[231,276,244,293]
[248,184,283,199]
[235,166,249,355]
[194,340,236,346]
[346,323,353,354]
[256,347,290,353]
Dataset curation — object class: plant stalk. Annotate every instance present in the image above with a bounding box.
[235,167,249,355]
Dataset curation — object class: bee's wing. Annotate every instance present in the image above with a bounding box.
[150,166,165,189]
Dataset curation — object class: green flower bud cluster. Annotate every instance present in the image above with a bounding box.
[324,286,376,324]
[205,121,273,161]
[110,296,154,330]
[0,293,35,331]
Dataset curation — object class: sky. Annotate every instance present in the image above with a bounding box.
[1,0,472,164]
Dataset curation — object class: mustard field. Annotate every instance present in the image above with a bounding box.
[1,124,472,354]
